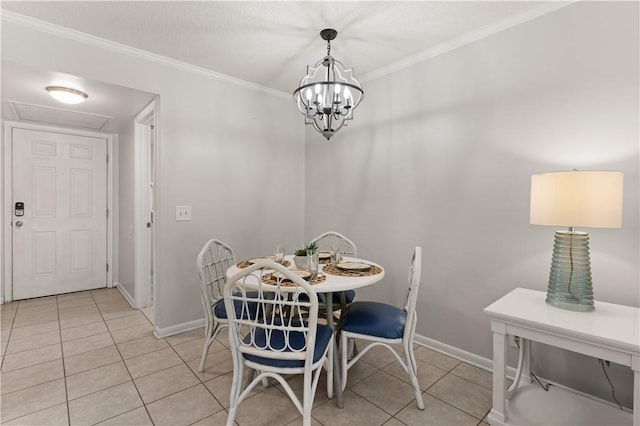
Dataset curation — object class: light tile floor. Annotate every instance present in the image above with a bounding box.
[1,288,493,425]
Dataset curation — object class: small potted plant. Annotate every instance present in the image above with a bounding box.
[294,241,317,269]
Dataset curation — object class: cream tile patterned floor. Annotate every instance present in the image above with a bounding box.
[0,288,492,425]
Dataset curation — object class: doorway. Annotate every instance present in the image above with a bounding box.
[3,122,114,301]
[134,100,157,323]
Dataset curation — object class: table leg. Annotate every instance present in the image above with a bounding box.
[522,338,531,383]
[489,321,508,425]
[323,292,343,408]
[506,336,528,400]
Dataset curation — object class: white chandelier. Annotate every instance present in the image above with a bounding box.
[293,29,364,140]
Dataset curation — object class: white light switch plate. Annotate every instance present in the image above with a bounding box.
[176,205,192,221]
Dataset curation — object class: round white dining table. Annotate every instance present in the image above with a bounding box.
[225,254,385,408]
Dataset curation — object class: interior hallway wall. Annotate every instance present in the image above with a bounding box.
[305,1,639,407]
[2,19,306,332]
[118,119,135,299]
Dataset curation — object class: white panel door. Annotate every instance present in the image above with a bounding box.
[12,128,107,300]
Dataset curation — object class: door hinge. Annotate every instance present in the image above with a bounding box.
[106,264,109,272]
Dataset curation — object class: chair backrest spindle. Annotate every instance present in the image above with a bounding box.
[197,239,235,304]
[225,262,319,365]
[403,247,422,342]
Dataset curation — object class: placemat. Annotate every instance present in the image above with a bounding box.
[323,264,382,277]
[237,259,291,269]
[261,274,326,287]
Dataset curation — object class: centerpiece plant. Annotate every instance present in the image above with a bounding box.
[293,242,317,269]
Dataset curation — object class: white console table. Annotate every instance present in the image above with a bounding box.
[484,288,640,426]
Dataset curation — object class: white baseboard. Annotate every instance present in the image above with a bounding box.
[153,317,206,339]
[414,333,516,377]
[115,282,136,309]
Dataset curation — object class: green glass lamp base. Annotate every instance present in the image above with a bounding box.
[545,231,594,312]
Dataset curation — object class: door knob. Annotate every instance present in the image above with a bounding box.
[15,220,23,227]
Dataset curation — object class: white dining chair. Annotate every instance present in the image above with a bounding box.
[196,238,260,373]
[339,246,424,409]
[225,261,333,426]
[311,231,358,257]
[309,231,358,307]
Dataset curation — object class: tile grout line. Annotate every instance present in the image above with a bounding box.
[4,290,495,426]
[0,303,18,370]
[164,339,232,423]
[422,366,493,421]
[448,369,493,391]
[423,387,486,422]
[347,368,416,418]
[0,301,67,422]
[97,292,227,423]
[345,355,488,424]
[0,301,57,424]
[56,294,72,426]
[96,289,155,425]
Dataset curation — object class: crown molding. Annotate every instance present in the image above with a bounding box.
[360,2,574,83]
[3,3,574,95]
[1,10,290,100]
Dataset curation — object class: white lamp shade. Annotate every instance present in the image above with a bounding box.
[530,170,623,228]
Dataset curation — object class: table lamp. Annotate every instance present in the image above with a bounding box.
[530,170,623,311]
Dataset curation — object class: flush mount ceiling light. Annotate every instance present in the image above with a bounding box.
[293,28,364,140]
[45,86,88,104]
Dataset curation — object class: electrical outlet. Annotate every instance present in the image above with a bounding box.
[509,335,520,348]
[599,358,611,367]
[175,205,192,221]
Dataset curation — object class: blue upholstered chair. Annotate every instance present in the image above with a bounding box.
[224,261,333,426]
[309,231,358,307]
[340,246,424,410]
[196,239,260,373]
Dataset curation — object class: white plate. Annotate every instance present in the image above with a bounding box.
[248,257,274,264]
[272,269,312,280]
[336,262,371,271]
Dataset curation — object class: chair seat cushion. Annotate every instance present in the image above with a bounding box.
[299,290,355,305]
[242,324,333,368]
[213,291,260,319]
[341,301,406,339]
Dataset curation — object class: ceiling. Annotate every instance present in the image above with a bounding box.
[1,1,567,131]
[1,61,157,133]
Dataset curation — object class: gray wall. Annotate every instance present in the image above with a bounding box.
[306,2,639,408]
[2,0,637,409]
[1,19,306,330]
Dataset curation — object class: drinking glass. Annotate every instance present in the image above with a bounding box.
[329,244,341,266]
[274,245,285,264]
[307,250,319,277]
